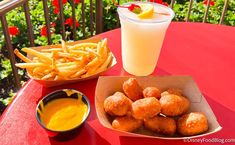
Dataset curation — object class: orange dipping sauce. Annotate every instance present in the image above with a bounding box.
[40,97,88,131]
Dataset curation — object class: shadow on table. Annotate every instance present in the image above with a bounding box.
[119,67,171,76]
[119,95,235,145]
[48,123,111,145]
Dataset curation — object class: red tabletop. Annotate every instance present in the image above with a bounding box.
[1,22,235,145]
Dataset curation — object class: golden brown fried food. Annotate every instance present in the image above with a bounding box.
[177,112,208,136]
[144,116,176,136]
[112,116,143,132]
[104,92,132,116]
[161,88,183,97]
[160,94,190,117]
[143,87,161,99]
[131,97,161,120]
[123,78,143,101]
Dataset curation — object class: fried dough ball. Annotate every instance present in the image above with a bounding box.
[144,116,176,136]
[160,94,190,117]
[177,112,209,136]
[131,97,161,120]
[161,88,183,97]
[123,78,143,101]
[143,87,161,99]
[104,92,132,116]
[112,116,143,132]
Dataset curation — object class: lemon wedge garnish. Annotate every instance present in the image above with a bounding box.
[137,4,154,19]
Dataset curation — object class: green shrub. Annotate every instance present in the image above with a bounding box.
[174,0,235,24]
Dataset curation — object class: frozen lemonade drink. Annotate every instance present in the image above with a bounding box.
[118,2,174,76]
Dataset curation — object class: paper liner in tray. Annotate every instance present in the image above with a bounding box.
[26,38,117,87]
[95,76,222,139]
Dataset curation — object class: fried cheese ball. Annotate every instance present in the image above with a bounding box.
[131,97,161,120]
[112,116,143,132]
[104,92,132,116]
[144,116,176,136]
[177,112,209,136]
[161,88,183,97]
[143,87,161,99]
[160,94,190,117]
[123,78,143,101]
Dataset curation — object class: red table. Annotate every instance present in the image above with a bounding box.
[1,22,235,145]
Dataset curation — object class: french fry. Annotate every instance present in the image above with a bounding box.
[71,56,88,62]
[97,42,102,56]
[26,68,34,76]
[101,39,109,58]
[56,62,78,67]
[101,38,107,48]
[100,46,108,61]
[82,61,103,78]
[44,69,51,74]
[41,72,56,80]
[56,64,80,70]
[83,45,111,77]
[70,69,87,78]
[85,57,100,68]
[57,52,75,58]
[54,75,63,80]
[85,47,100,57]
[68,43,98,50]
[33,67,48,75]
[41,48,63,52]
[58,58,67,63]
[95,52,113,73]
[15,63,48,68]
[14,49,31,63]
[32,74,43,79]
[61,39,68,53]
[15,38,114,80]
[69,50,90,55]
[82,67,98,78]
[33,57,39,62]
[58,69,77,78]
[36,72,45,76]
[22,48,52,64]
[41,53,53,57]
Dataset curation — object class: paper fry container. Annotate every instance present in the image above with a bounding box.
[95,76,222,139]
[26,38,117,87]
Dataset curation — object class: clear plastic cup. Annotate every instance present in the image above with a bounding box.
[118,2,174,76]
